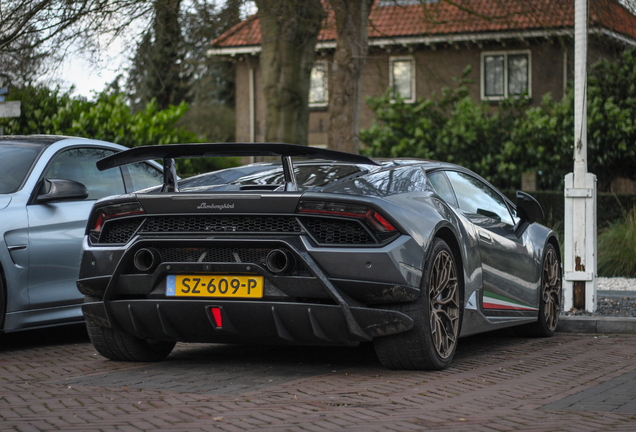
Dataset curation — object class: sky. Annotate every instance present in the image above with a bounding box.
[49,43,129,98]
[44,0,257,99]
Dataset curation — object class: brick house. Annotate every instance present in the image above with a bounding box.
[209,0,636,147]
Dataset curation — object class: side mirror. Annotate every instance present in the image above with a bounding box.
[514,191,544,237]
[37,178,89,203]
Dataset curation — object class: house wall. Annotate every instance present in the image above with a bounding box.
[235,58,266,143]
[233,37,623,147]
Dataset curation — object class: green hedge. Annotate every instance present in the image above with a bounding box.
[502,190,636,229]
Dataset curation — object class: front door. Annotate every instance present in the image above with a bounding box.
[27,147,126,309]
[444,171,539,312]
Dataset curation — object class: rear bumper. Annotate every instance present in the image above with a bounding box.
[82,299,414,346]
[78,234,424,345]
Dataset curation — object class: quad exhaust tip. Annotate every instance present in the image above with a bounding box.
[266,249,295,274]
[134,248,161,272]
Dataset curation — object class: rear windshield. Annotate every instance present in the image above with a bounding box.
[0,144,45,194]
[179,163,365,190]
[237,164,363,188]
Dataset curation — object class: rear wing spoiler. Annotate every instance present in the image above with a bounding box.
[97,142,379,192]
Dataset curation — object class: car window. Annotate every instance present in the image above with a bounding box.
[445,171,514,225]
[43,148,125,200]
[237,164,364,188]
[0,144,45,194]
[125,162,163,192]
[428,171,458,208]
[321,165,427,197]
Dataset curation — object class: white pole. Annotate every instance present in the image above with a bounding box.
[574,0,587,186]
[564,0,597,312]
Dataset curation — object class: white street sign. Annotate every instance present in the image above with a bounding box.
[0,101,21,118]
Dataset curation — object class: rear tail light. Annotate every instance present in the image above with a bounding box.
[89,202,145,238]
[297,201,398,235]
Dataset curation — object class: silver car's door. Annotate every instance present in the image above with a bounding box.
[444,171,538,312]
[26,147,126,309]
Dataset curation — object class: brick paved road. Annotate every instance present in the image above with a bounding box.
[1,325,635,431]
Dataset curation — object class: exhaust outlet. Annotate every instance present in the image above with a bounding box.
[266,249,295,274]
[133,248,160,272]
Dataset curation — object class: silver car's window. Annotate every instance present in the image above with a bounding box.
[445,171,514,225]
[0,144,44,194]
[43,148,125,200]
[125,162,163,192]
[428,171,458,208]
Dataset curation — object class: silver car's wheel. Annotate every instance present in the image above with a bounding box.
[515,243,561,337]
[374,238,463,370]
[0,273,5,330]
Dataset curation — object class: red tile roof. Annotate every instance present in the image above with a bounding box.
[212,0,636,48]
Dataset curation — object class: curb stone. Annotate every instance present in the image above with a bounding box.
[557,316,636,334]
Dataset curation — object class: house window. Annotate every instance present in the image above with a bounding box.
[390,56,415,102]
[309,61,328,107]
[482,51,531,99]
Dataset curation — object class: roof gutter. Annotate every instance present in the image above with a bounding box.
[208,27,636,57]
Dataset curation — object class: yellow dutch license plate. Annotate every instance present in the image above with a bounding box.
[166,275,263,298]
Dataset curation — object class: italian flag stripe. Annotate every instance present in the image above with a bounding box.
[483,291,538,311]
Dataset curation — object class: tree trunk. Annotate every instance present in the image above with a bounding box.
[255,0,324,145]
[327,0,373,154]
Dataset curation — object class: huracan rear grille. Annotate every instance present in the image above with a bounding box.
[96,215,384,246]
[141,216,302,234]
[101,219,144,244]
[300,218,376,245]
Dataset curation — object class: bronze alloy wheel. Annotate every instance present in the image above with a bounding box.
[373,238,463,370]
[429,249,460,359]
[514,243,561,338]
[542,246,561,332]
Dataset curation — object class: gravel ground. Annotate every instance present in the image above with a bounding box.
[563,277,636,317]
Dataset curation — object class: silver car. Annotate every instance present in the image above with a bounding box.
[0,135,163,332]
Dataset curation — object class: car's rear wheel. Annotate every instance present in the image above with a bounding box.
[0,271,6,330]
[84,296,176,362]
[373,238,462,370]
[515,243,561,337]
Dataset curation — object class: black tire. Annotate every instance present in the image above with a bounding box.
[515,243,561,337]
[0,270,6,330]
[373,238,463,370]
[84,296,175,362]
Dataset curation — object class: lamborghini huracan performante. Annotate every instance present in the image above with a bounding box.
[78,143,561,370]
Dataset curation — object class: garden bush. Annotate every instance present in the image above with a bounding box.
[0,85,237,177]
[598,207,636,277]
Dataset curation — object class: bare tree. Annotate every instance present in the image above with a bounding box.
[254,0,324,145]
[0,0,153,85]
[0,1,155,52]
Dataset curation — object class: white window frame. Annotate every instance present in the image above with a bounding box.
[480,50,532,101]
[389,56,416,103]
[309,60,328,107]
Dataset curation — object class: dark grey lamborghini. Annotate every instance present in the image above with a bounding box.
[78,143,561,370]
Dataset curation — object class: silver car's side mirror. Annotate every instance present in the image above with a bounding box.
[37,178,89,203]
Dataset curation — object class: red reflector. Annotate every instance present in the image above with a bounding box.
[211,307,222,327]
[372,212,397,231]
